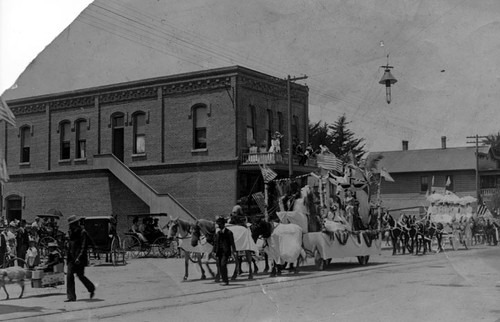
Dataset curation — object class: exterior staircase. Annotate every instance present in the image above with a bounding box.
[93,154,196,222]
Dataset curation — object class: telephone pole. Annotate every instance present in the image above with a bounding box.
[466,134,488,200]
[287,74,307,177]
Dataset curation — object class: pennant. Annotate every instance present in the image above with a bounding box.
[0,97,16,127]
[445,176,451,186]
[0,158,9,183]
[477,202,490,216]
[317,153,343,173]
[259,164,277,183]
[431,176,435,186]
[380,168,395,182]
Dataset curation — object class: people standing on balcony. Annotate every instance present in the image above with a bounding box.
[269,132,283,153]
[296,141,306,166]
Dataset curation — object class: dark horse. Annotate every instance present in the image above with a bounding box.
[191,219,254,281]
[382,212,408,255]
[167,218,215,281]
[250,218,303,277]
[415,220,437,255]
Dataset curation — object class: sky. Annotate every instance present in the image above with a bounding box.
[1,0,500,152]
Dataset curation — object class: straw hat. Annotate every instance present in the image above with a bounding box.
[48,242,58,248]
[67,215,79,225]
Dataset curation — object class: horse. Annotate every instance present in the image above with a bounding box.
[227,215,263,274]
[415,220,436,255]
[402,215,417,254]
[250,219,304,277]
[167,218,215,281]
[191,219,255,281]
[381,213,407,255]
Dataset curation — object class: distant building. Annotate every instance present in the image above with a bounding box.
[1,66,313,233]
[369,138,500,214]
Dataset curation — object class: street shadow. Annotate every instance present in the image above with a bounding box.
[0,304,44,315]
[300,261,388,272]
[79,298,105,303]
[23,292,65,299]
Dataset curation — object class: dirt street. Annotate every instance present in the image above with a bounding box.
[0,245,498,322]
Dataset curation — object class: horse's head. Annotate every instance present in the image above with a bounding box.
[167,219,179,239]
[250,219,272,241]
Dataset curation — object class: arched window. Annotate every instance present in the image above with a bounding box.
[5,195,22,223]
[277,112,284,135]
[193,105,207,149]
[20,126,31,163]
[75,119,87,159]
[60,121,71,160]
[247,105,256,147]
[292,115,299,141]
[133,112,146,154]
[266,109,273,149]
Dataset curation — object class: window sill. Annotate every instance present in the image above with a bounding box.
[132,153,147,161]
[191,148,208,153]
[58,159,71,165]
[19,162,30,168]
[74,158,88,165]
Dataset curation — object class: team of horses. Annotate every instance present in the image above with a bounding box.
[381,212,490,255]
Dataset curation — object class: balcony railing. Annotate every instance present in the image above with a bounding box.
[240,152,317,167]
[480,188,500,196]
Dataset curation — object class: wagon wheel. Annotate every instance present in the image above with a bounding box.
[357,255,370,265]
[314,249,325,271]
[110,236,121,266]
[39,236,57,258]
[155,236,174,258]
[123,235,141,259]
[141,242,152,257]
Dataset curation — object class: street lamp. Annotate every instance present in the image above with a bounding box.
[379,55,397,104]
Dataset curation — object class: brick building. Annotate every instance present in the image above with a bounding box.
[370,138,500,214]
[1,66,312,233]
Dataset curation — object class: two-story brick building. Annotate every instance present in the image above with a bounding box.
[370,138,500,214]
[1,66,312,233]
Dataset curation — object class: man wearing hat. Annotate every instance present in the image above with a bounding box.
[213,216,236,286]
[65,215,96,302]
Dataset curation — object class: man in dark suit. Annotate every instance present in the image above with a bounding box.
[65,215,96,302]
[213,216,236,286]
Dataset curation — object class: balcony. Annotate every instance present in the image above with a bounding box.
[240,151,317,167]
[480,188,500,196]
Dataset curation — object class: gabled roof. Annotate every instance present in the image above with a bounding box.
[368,146,491,173]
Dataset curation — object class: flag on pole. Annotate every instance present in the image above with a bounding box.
[252,192,266,213]
[259,164,277,183]
[431,176,435,186]
[0,97,16,127]
[317,153,344,173]
[380,168,395,182]
[477,202,490,216]
[0,158,9,183]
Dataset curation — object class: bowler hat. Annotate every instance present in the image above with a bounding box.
[67,215,79,225]
[215,216,226,224]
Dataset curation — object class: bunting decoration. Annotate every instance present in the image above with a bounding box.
[252,192,266,214]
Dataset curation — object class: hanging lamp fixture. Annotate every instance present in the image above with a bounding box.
[379,54,398,104]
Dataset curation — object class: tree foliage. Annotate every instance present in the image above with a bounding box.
[308,114,367,163]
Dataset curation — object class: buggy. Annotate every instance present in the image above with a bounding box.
[84,216,126,266]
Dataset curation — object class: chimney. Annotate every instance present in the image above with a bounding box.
[402,140,408,151]
[441,136,447,149]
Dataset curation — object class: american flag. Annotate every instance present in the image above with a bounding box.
[252,192,266,214]
[317,153,343,174]
[477,202,490,216]
[0,97,16,127]
[259,164,277,183]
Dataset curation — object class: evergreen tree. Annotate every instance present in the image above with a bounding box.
[308,114,366,163]
[328,114,366,163]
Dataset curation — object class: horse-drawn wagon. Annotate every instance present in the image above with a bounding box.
[122,213,178,258]
[85,216,126,266]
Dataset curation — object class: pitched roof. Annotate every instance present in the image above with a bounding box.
[368,146,491,173]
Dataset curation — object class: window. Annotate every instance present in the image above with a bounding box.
[133,112,146,154]
[420,176,428,192]
[266,109,273,149]
[246,105,256,147]
[292,115,299,141]
[277,112,283,134]
[75,120,87,159]
[193,105,207,149]
[446,175,454,191]
[20,126,30,163]
[60,121,71,160]
[6,195,22,223]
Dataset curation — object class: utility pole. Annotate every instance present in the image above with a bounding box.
[466,134,488,200]
[287,74,307,177]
